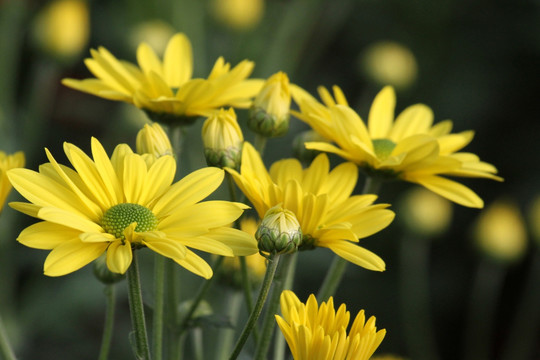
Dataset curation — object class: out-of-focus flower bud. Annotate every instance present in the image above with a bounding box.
[202,108,244,170]
[399,187,453,237]
[93,254,125,284]
[210,0,264,31]
[256,205,302,256]
[473,199,528,263]
[136,122,174,159]
[0,150,25,212]
[292,130,329,165]
[129,20,176,55]
[248,72,291,138]
[32,0,90,62]
[359,41,418,90]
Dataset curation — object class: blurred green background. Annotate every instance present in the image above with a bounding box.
[0,0,539,359]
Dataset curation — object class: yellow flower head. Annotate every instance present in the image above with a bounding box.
[248,71,291,137]
[473,198,528,263]
[0,151,25,212]
[293,85,503,208]
[136,122,173,159]
[276,290,386,360]
[8,138,257,277]
[32,0,90,60]
[226,142,394,271]
[62,33,264,124]
[202,108,244,169]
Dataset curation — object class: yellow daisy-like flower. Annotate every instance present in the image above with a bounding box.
[226,142,394,271]
[276,290,386,360]
[0,151,25,211]
[293,85,502,208]
[62,33,264,124]
[7,138,257,278]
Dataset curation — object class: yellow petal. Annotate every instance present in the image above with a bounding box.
[79,232,116,243]
[437,130,474,155]
[201,227,258,256]
[368,86,395,138]
[389,103,434,141]
[142,233,187,261]
[163,33,193,87]
[137,155,176,206]
[322,161,358,206]
[173,249,213,279]
[38,207,103,233]
[413,175,484,208]
[122,153,148,204]
[270,159,303,189]
[18,221,80,249]
[320,240,385,271]
[301,153,330,195]
[44,239,107,276]
[137,42,163,76]
[106,240,133,274]
[91,137,123,205]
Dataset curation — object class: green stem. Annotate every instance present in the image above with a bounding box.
[254,253,297,360]
[178,256,224,333]
[501,249,540,360]
[317,176,381,302]
[98,284,116,360]
[0,313,16,360]
[127,254,152,360]
[229,254,280,360]
[399,234,440,360]
[215,292,244,360]
[166,259,181,360]
[253,134,268,156]
[463,258,505,360]
[152,255,165,360]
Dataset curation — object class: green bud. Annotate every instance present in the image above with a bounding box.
[248,106,290,137]
[256,205,302,256]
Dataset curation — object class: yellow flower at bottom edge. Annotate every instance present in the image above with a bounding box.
[293,85,502,208]
[62,33,264,124]
[7,138,257,277]
[226,142,395,271]
[276,290,386,360]
[0,151,25,211]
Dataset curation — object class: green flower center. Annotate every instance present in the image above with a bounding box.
[372,139,396,160]
[101,203,158,239]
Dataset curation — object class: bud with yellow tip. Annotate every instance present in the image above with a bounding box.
[256,205,302,257]
[202,108,244,170]
[0,151,25,212]
[136,122,174,159]
[473,199,528,263]
[248,72,291,137]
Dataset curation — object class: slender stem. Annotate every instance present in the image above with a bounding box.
[255,253,297,360]
[98,284,116,360]
[501,249,540,360]
[399,234,440,360]
[463,258,506,360]
[229,254,280,360]
[317,176,382,302]
[192,328,204,360]
[127,254,152,360]
[166,259,181,360]
[152,255,165,360]
[178,256,224,333]
[0,314,16,360]
[215,292,244,360]
[273,253,298,360]
[254,134,268,156]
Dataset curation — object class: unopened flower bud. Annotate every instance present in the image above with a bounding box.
[136,122,174,158]
[202,108,244,170]
[248,72,291,137]
[93,254,126,284]
[256,205,302,256]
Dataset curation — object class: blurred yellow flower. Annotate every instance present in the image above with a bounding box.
[136,122,174,159]
[129,20,176,55]
[202,108,244,169]
[226,142,394,271]
[211,0,265,31]
[399,187,453,237]
[249,71,291,137]
[360,41,418,89]
[32,0,89,60]
[293,85,502,208]
[8,138,256,277]
[276,290,386,360]
[0,151,25,212]
[62,33,264,124]
[473,199,528,263]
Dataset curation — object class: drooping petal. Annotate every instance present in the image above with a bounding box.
[201,227,258,256]
[413,175,484,208]
[173,249,213,279]
[44,239,107,276]
[106,240,133,274]
[320,240,385,271]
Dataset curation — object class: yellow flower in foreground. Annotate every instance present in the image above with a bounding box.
[276,290,386,360]
[62,33,264,124]
[0,151,25,211]
[7,138,257,277]
[226,142,394,271]
[293,85,502,208]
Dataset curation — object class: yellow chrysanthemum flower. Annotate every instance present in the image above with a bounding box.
[226,142,394,271]
[293,85,502,208]
[276,290,386,360]
[0,151,25,211]
[62,33,264,124]
[7,138,257,277]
